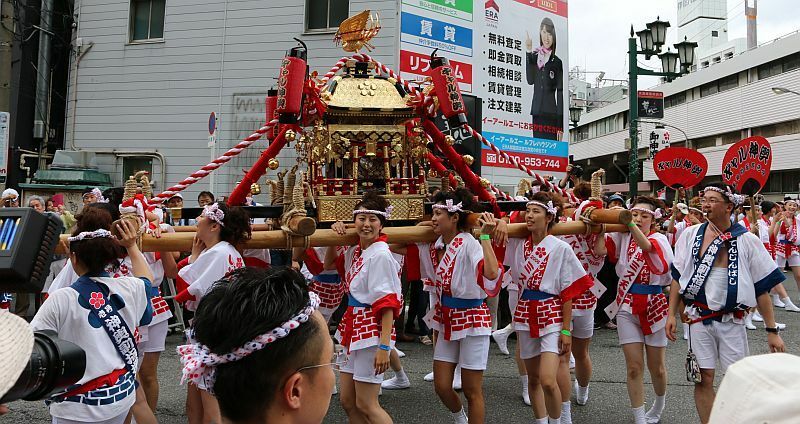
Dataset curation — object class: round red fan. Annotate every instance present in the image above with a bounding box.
[721,136,772,195]
[653,147,708,189]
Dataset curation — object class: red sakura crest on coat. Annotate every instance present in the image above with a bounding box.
[535,246,547,257]
[451,237,463,248]
[119,263,130,275]
[89,292,105,309]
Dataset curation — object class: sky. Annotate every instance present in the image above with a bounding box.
[568,0,799,88]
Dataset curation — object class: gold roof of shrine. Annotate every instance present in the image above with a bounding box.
[324,73,412,114]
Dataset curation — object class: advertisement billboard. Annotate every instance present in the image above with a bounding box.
[399,0,569,181]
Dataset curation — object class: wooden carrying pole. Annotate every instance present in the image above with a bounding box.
[56,221,627,254]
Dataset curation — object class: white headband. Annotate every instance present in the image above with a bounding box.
[202,203,225,226]
[68,229,114,243]
[177,292,320,393]
[432,199,465,213]
[630,206,663,219]
[353,205,393,219]
[702,186,746,207]
[526,200,557,215]
[83,188,107,203]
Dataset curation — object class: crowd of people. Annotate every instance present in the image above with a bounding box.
[0,177,795,424]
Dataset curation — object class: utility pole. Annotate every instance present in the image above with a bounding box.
[1,0,13,113]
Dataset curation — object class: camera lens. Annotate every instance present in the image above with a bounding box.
[0,330,86,403]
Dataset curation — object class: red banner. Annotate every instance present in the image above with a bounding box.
[400,50,473,92]
[481,149,567,172]
[511,0,568,17]
[721,136,772,195]
[653,147,708,189]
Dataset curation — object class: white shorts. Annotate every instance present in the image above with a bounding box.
[517,331,559,360]
[616,311,668,347]
[319,307,336,323]
[571,314,594,339]
[433,335,490,370]
[689,320,748,373]
[341,345,384,384]
[138,320,169,353]
[52,412,127,424]
[776,254,800,268]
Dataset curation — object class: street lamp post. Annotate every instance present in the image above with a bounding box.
[627,19,697,197]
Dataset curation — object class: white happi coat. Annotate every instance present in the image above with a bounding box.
[740,216,776,259]
[31,275,151,422]
[776,217,800,258]
[605,231,673,335]
[672,223,784,323]
[422,232,503,341]
[505,234,593,337]
[178,241,243,311]
[335,237,402,352]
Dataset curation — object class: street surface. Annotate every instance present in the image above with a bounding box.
[5,276,799,423]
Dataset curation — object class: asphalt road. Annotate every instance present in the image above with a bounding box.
[5,276,799,423]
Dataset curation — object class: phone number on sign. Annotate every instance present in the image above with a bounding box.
[482,150,566,172]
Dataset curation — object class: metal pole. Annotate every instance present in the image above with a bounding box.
[33,0,54,140]
[0,0,13,113]
[628,35,638,198]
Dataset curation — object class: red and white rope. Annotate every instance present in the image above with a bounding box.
[489,184,511,200]
[152,119,279,203]
[465,124,577,202]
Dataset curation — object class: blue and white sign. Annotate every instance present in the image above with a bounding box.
[400,12,473,57]
[208,111,217,135]
[482,131,568,158]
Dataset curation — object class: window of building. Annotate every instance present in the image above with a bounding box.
[783,53,800,72]
[665,92,686,108]
[700,82,718,97]
[711,30,719,37]
[122,157,153,184]
[721,130,742,145]
[306,0,349,31]
[130,0,165,42]
[758,60,784,80]
[752,119,800,138]
[718,74,739,92]
[694,135,717,149]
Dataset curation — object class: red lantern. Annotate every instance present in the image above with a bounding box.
[265,87,279,140]
[721,136,772,195]
[276,41,307,123]
[653,147,708,189]
[429,51,467,128]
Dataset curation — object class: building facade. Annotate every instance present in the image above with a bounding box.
[66,0,400,202]
[65,0,558,202]
[569,31,800,199]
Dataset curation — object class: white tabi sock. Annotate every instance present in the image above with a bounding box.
[645,395,666,423]
[395,368,409,383]
[536,418,548,424]
[520,375,531,405]
[560,401,572,424]
[781,297,800,312]
[632,405,646,424]
[548,417,561,424]
[451,407,468,424]
[576,384,589,405]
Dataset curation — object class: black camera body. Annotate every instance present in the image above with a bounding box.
[0,330,86,403]
[569,164,584,179]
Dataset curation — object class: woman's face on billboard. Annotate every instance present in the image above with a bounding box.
[540,27,553,49]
